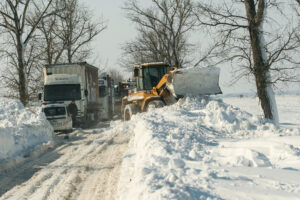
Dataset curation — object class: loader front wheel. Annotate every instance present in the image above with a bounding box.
[146,100,165,111]
[123,104,138,121]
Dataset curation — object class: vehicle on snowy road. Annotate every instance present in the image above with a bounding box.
[121,62,222,120]
[40,62,101,127]
[42,104,73,133]
[98,73,115,120]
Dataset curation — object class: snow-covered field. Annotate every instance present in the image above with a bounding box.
[0,94,300,199]
[223,95,300,129]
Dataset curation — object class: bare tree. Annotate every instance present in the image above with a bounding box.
[0,0,106,104]
[37,10,64,64]
[0,0,55,105]
[196,0,300,124]
[0,28,46,102]
[244,0,277,122]
[120,27,171,69]
[37,0,106,65]
[53,0,106,63]
[122,0,197,68]
[109,68,124,84]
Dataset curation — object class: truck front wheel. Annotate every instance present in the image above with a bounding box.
[123,104,138,121]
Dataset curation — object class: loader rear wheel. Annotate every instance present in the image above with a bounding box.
[146,100,165,111]
[124,104,138,121]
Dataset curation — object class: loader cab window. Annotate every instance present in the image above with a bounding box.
[143,65,168,90]
[136,68,144,91]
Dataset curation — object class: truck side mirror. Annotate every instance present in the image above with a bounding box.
[38,93,42,100]
[134,68,139,77]
[84,89,88,96]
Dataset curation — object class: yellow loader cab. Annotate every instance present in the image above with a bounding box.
[121,62,175,120]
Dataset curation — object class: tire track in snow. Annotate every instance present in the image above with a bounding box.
[0,139,66,197]
[0,133,87,200]
[0,129,131,200]
[76,133,130,200]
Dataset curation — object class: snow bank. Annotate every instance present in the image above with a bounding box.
[223,94,300,129]
[0,98,53,164]
[116,96,300,200]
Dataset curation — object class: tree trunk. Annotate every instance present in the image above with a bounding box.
[68,47,72,63]
[244,0,279,124]
[17,38,28,106]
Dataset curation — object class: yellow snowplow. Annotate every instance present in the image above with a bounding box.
[121,62,222,120]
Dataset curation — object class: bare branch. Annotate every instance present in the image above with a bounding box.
[123,0,197,67]
[24,0,54,45]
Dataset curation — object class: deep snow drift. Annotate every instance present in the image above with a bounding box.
[114,96,300,200]
[0,98,53,167]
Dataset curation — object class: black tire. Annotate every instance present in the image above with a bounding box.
[65,129,73,134]
[146,100,165,111]
[123,104,138,121]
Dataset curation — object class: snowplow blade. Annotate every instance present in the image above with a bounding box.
[167,66,222,96]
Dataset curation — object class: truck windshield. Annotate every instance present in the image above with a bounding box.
[143,66,168,90]
[44,84,81,101]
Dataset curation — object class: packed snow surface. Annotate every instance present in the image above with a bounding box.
[0,98,53,165]
[0,127,131,199]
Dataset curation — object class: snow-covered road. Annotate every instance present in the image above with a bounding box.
[0,127,131,200]
[1,94,300,200]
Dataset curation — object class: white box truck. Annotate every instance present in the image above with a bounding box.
[41,62,100,127]
[98,73,115,120]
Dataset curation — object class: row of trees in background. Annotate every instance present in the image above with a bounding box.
[0,0,299,124]
[122,0,300,125]
[0,0,105,105]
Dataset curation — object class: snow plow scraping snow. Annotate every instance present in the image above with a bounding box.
[167,66,222,97]
[121,63,222,120]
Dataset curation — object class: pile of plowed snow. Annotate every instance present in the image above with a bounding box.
[114,96,300,200]
[0,98,53,163]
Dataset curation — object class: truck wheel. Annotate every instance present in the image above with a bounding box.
[146,100,165,111]
[124,104,138,121]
